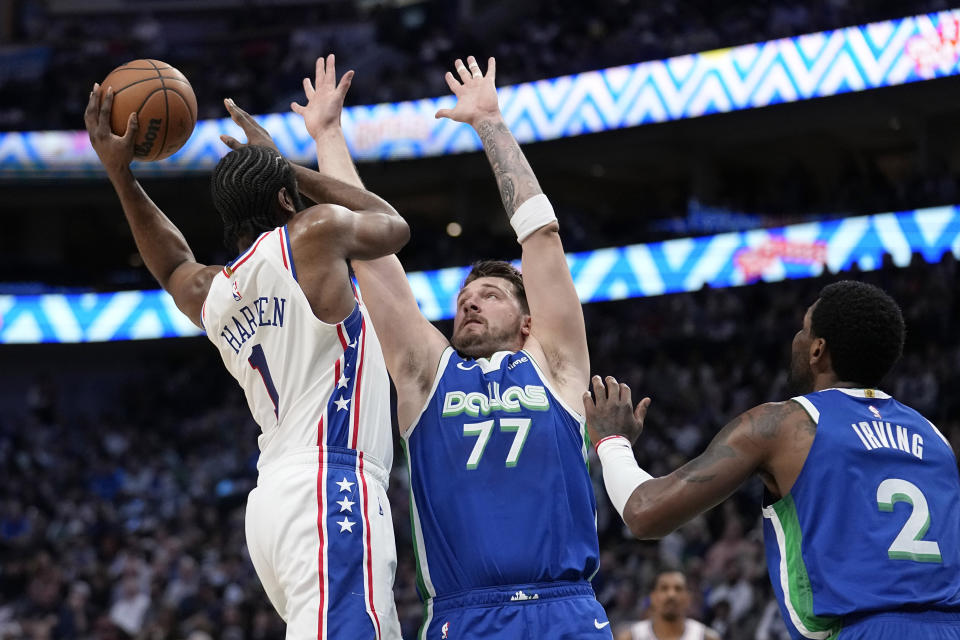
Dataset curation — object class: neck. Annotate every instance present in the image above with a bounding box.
[812,374,867,392]
[652,616,685,639]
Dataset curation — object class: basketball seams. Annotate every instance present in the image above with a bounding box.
[147,60,169,162]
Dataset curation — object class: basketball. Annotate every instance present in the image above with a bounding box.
[101,59,197,161]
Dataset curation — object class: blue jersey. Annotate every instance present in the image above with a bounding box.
[763,388,960,640]
[403,347,600,599]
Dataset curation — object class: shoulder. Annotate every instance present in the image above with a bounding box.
[729,400,814,441]
[289,204,355,238]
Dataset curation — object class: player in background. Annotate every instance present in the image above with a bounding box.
[85,61,407,639]
[586,281,960,640]
[287,54,610,639]
[616,570,720,640]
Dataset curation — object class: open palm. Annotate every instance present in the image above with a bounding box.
[435,56,500,126]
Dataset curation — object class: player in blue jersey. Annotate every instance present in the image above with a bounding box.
[586,280,960,639]
[292,55,611,639]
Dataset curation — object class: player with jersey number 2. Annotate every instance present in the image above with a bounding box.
[85,60,408,639]
[586,281,960,640]
[292,55,613,639]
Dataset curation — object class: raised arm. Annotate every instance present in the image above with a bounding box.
[436,57,590,405]
[584,376,810,539]
[85,84,218,329]
[288,56,448,424]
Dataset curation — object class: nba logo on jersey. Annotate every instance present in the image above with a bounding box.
[232,281,242,301]
[441,622,450,638]
[869,405,882,419]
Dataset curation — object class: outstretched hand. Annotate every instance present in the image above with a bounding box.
[292,54,354,138]
[583,375,651,446]
[435,55,501,127]
[84,83,138,176]
[220,98,279,152]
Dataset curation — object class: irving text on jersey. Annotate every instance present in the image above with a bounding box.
[850,420,924,459]
[219,296,287,354]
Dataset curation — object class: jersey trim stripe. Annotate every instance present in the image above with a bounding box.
[762,495,841,639]
[316,439,328,639]
[350,317,367,450]
[358,452,382,639]
[792,396,820,423]
[224,230,271,276]
[400,438,436,601]
[280,225,298,281]
[402,347,454,435]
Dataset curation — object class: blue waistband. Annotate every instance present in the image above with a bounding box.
[844,608,960,627]
[430,581,596,613]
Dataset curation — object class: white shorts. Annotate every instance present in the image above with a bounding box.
[246,446,401,640]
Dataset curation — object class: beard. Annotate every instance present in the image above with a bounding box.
[451,321,522,359]
[786,356,814,396]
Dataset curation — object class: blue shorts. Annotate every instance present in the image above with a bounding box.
[419,581,613,640]
[839,610,960,639]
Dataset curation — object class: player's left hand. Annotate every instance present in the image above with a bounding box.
[220,98,279,152]
[435,55,501,127]
[292,54,354,138]
[85,83,138,176]
[583,375,651,446]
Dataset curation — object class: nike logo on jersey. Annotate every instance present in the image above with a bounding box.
[457,362,480,371]
[594,619,610,629]
[442,382,549,418]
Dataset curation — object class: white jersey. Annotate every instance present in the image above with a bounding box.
[202,226,393,473]
[629,618,709,640]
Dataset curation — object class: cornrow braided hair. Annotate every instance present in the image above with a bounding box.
[211,145,305,251]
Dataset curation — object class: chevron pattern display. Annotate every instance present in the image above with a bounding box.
[1,10,958,178]
[2,205,957,344]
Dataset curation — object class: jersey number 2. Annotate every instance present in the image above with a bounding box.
[248,344,279,418]
[876,478,942,563]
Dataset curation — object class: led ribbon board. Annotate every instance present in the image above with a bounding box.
[2,10,959,178]
[2,205,958,344]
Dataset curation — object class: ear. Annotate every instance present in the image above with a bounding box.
[809,336,828,371]
[519,313,532,338]
[277,187,296,217]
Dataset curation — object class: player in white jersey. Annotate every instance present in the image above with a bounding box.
[85,57,408,639]
[616,571,720,640]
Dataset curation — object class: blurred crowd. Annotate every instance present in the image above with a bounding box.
[0,0,951,131]
[1,252,957,639]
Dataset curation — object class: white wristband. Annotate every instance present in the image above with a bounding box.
[510,194,557,243]
[596,435,653,521]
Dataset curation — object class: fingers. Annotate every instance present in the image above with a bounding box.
[219,134,242,150]
[604,375,620,401]
[618,381,632,404]
[434,108,452,120]
[84,83,100,132]
[454,58,471,83]
[224,97,248,124]
[634,397,652,422]
[302,76,315,99]
[582,390,595,411]
[290,101,305,114]
[98,86,115,128]
[487,56,496,81]
[466,55,482,79]
[591,375,606,401]
[443,71,461,95]
[325,53,336,87]
[337,69,354,94]
[121,111,139,142]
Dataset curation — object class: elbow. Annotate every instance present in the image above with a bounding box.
[623,498,674,540]
[390,218,411,253]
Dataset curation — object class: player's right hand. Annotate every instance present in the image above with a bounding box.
[291,53,354,139]
[220,98,279,152]
[583,375,651,446]
[85,83,138,175]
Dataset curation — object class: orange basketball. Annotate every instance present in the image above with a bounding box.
[101,59,197,161]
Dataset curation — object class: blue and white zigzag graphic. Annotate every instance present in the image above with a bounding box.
[2,9,958,177]
[2,205,958,344]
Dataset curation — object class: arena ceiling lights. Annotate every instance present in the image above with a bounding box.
[1,9,959,177]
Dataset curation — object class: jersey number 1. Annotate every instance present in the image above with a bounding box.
[876,478,942,563]
[248,344,279,418]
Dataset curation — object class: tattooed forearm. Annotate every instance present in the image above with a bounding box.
[675,442,738,483]
[475,118,542,218]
